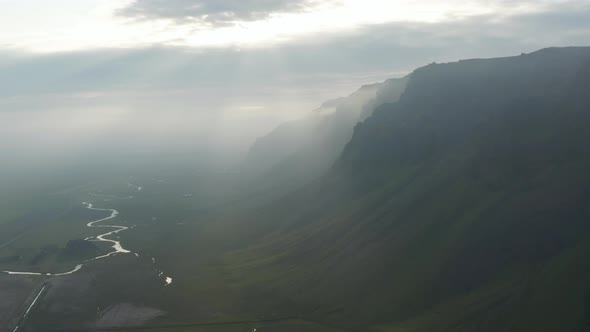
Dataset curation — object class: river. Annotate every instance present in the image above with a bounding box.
[2,202,133,276]
[2,185,173,281]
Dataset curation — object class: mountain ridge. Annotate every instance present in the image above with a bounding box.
[239,75,408,196]
[218,46,590,331]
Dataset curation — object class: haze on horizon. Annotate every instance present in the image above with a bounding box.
[1,0,590,173]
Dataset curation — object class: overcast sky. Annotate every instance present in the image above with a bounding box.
[1,0,590,167]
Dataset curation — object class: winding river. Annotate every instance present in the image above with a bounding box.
[2,202,133,276]
[2,183,173,285]
[83,202,131,260]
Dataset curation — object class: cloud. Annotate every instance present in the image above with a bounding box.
[2,2,589,107]
[119,0,321,26]
[1,1,589,168]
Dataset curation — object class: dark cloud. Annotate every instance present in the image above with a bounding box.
[119,0,320,26]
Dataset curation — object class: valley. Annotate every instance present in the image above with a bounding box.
[1,47,590,332]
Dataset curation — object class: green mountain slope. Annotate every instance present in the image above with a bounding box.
[216,47,590,331]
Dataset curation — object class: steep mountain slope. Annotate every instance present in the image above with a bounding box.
[218,47,590,331]
[240,77,408,194]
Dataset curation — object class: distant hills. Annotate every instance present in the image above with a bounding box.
[240,76,408,196]
[224,47,590,331]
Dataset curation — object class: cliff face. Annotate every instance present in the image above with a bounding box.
[341,47,590,169]
[240,77,408,194]
[224,47,590,331]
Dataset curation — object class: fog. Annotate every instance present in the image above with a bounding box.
[0,53,318,184]
[2,0,590,189]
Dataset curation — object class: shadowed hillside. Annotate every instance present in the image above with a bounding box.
[213,47,590,331]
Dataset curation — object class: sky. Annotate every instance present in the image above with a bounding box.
[1,0,590,168]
